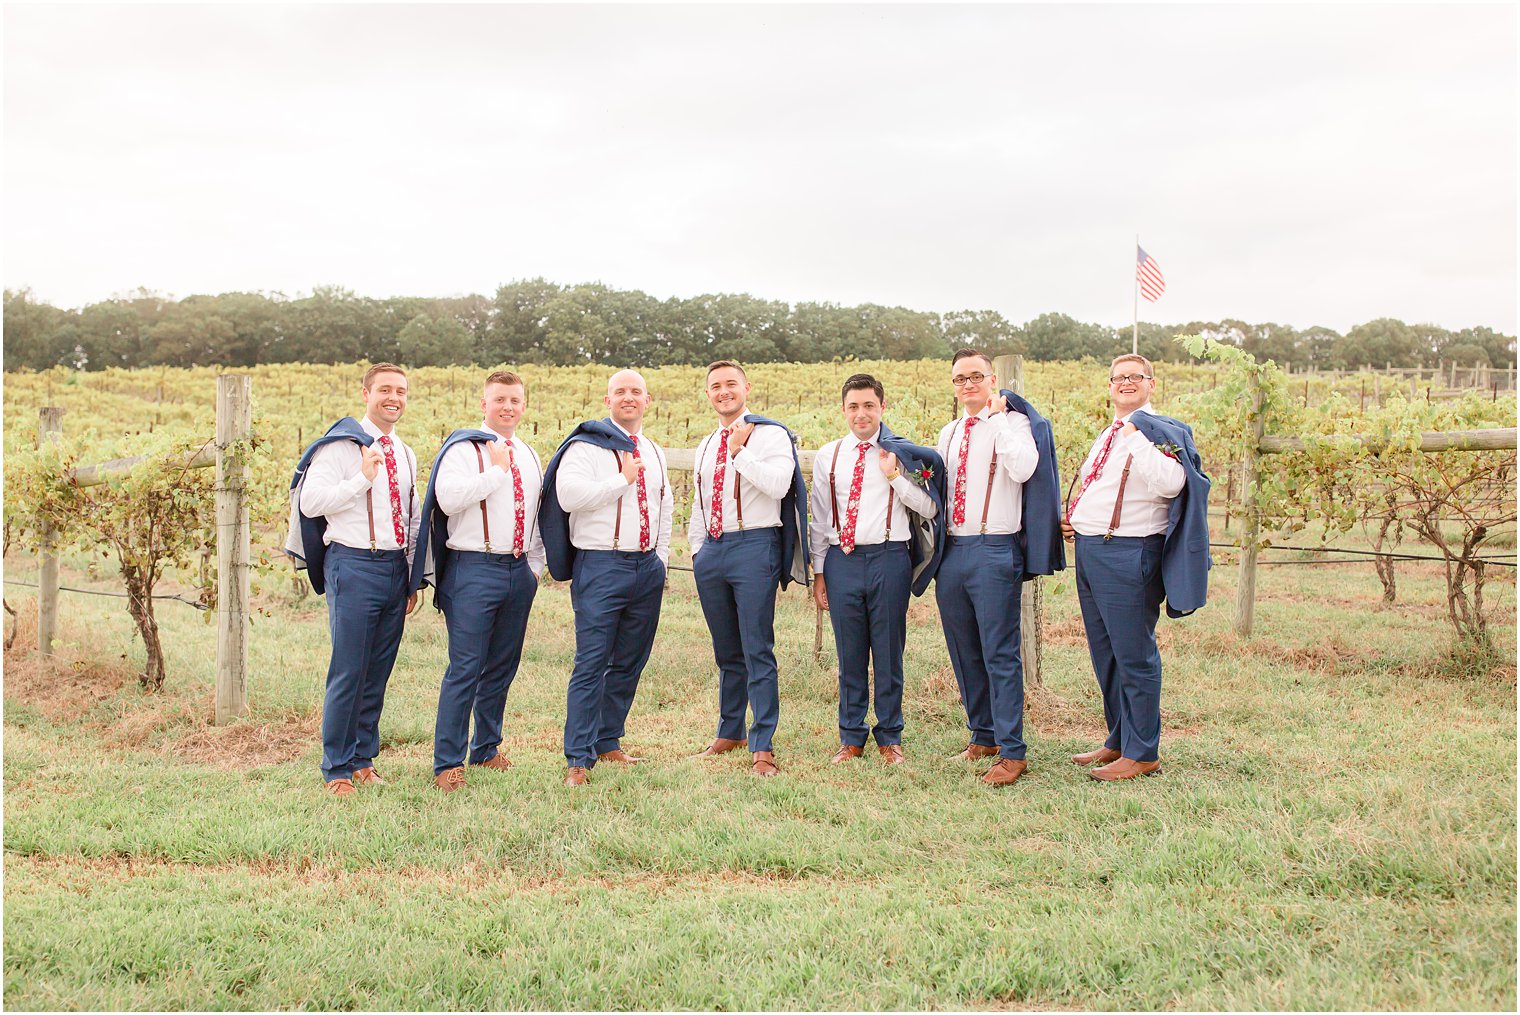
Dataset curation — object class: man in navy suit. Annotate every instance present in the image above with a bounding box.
[1062,354,1211,781]
[688,360,810,777]
[809,374,943,765]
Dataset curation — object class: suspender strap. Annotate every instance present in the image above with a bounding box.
[366,483,377,551]
[1105,455,1133,540]
[979,450,998,534]
[609,449,623,549]
[1063,470,1081,522]
[828,441,842,534]
[472,442,492,552]
[885,484,895,541]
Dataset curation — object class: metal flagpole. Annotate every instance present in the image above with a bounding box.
[1132,234,1140,356]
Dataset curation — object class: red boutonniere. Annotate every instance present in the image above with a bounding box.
[907,465,934,488]
[1156,441,1183,460]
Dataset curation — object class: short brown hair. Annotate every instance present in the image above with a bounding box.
[484,369,528,400]
[706,360,747,381]
[841,373,885,404]
[1109,354,1154,376]
[951,348,992,370]
[362,362,407,388]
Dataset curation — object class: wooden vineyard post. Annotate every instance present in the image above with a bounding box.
[1234,370,1266,638]
[215,375,252,724]
[994,354,1043,690]
[37,407,64,655]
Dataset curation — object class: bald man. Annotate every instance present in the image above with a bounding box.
[538,370,673,787]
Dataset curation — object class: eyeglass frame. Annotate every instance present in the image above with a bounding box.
[950,372,990,388]
[1109,373,1154,385]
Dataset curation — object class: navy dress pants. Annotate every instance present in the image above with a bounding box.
[1074,534,1166,762]
[693,528,782,754]
[321,545,409,782]
[564,549,664,769]
[824,541,911,747]
[934,534,1027,761]
[433,551,538,775]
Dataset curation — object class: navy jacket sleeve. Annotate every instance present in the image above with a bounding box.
[283,417,371,595]
[1002,390,1066,581]
[1130,413,1212,617]
[877,423,948,596]
[536,419,637,583]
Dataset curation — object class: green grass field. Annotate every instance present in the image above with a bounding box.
[3,532,1515,1010]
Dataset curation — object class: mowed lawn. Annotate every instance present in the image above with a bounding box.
[3,539,1515,1010]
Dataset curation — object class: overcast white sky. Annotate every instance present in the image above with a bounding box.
[4,3,1516,333]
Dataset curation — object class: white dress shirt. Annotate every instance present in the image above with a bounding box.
[1068,405,1186,538]
[935,406,1040,537]
[299,415,420,560]
[808,427,938,571]
[554,421,674,566]
[687,410,796,555]
[433,423,547,577]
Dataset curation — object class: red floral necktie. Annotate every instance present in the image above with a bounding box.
[1067,422,1124,519]
[840,441,869,553]
[951,416,981,527]
[707,429,729,539]
[632,443,651,552]
[379,436,405,548]
[508,442,525,556]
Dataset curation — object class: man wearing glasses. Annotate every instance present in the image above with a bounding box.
[1061,353,1211,781]
[934,348,1043,787]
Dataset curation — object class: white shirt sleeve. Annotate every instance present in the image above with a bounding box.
[990,412,1040,485]
[807,441,835,572]
[435,442,510,516]
[556,443,634,513]
[890,471,938,519]
[299,441,372,518]
[655,446,674,567]
[730,424,795,500]
[1120,430,1187,498]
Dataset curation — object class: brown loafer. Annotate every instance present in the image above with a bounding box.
[352,767,385,786]
[952,743,1000,761]
[878,744,905,765]
[474,754,513,771]
[1072,746,1122,767]
[597,748,647,765]
[750,751,779,777]
[830,744,865,764]
[434,767,466,793]
[982,758,1028,786]
[564,766,589,787]
[324,778,355,797]
[1090,757,1161,782]
[693,737,747,759]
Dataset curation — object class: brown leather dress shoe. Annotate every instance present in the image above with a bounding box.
[474,754,513,771]
[952,743,1000,761]
[434,767,466,793]
[693,737,747,759]
[564,766,589,787]
[324,778,355,797]
[830,744,865,764]
[750,751,779,777]
[1071,746,1122,767]
[352,767,385,786]
[1090,757,1162,781]
[878,744,905,765]
[981,758,1028,787]
[597,748,647,765]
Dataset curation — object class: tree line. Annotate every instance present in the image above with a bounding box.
[4,281,1514,373]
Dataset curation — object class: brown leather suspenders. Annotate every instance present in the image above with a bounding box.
[828,440,897,544]
[1105,456,1133,540]
[472,443,492,552]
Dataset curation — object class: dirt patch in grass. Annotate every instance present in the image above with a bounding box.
[1044,613,1088,646]
[168,710,321,769]
[2,605,135,722]
[1169,626,1383,675]
[1025,686,1109,741]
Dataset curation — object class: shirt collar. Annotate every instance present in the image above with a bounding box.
[360,415,392,441]
[720,408,750,433]
[1116,403,1153,425]
[965,404,995,421]
[480,420,515,442]
[610,419,639,441]
[850,425,882,450]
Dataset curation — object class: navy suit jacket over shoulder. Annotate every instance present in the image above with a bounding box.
[284,417,372,595]
[1130,412,1212,618]
[1001,389,1066,581]
[410,428,499,599]
[876,422,947,596]
[743,413,811,590]
[537,419,638,582]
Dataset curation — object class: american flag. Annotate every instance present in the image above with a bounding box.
[1136,245,1165,302]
